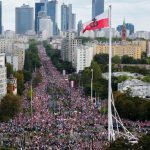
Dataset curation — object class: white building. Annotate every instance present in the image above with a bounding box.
[0,39,7,53]
[96,28,120,38]
[6,54,18,71]
[80,30,95,38]
[50,37,64,50]
[0,53,7,100]
[131,31,150,40]
[61,31,77,61]
[72,45,94,73]
[118,79,150,98]
[39,15,53,40]
[102,72,144,80]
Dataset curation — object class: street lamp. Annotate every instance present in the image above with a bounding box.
[91,69,93,103]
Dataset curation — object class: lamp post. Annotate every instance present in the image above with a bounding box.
[91,69,93,103]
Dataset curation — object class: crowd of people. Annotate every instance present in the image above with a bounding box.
[0,45,150,149]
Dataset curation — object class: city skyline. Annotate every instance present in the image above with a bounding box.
[1,0,150,31]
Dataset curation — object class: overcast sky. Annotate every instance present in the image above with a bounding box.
[1,0,150,31]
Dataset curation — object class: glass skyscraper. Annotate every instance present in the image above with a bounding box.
[15,4,34,34]
[61,3,75,32]
[0,1,2,34]
[92,0,104,19]
[77,20,83,36]
[47,0,59,35]
[61,3,68,32]
[35,2,45,33]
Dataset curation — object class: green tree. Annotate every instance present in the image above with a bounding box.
[14,71,24,95]
[0,94,21,121]
[6,63,13,78]
[112,56,121,64]
[107,138,132,150]
[142,76,150,83]
[94,54,109,65]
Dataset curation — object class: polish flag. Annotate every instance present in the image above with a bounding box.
[82,11,109,33]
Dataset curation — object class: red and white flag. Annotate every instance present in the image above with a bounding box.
[82,11,109,33]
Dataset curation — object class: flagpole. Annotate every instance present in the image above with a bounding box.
[108,5,115,141]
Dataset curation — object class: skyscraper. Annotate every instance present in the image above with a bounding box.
[72,13,76,31]
[15,4,34,34]
[77,20,83,36]
[92,0,104,19]
[0,1,2,34]
[61,3,75,32]
[47,0,59,35]
[61,3,68,32]
[35,2,45,33]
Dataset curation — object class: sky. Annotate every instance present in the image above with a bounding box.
[1,0,150,31]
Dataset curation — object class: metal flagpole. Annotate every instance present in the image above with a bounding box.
[108,5,115,141]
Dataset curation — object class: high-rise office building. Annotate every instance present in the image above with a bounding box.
[72,13,76,31]
[47,0,59,35]
[61,3,68,32]
[35,2,45,33]
[77,20,83,36]
[61,3,75,32]
[0,1,2,34]
[15,4,34,34]
[92,0,104,19]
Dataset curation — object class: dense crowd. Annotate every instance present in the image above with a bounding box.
[0,45,150,149]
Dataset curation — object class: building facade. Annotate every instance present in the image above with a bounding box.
[0,1,2,34]
[61,3,75,32]
[95,43,142,59]
[72,45,94,73]
[72,13,76,31]
[39,15,53,40]
[7,75,17,95]
[47,0,59,35]
[35,2,45,33]
[92,0,104,19]
[118,79,150,98]
[77,20,83,36]
[0,53,7,100]
[15,4,34,34]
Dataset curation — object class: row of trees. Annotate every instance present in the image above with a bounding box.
[69,61,108,98]
[95,53,150,65]
[45,44,75,74]
[114,93,150,121]
[107,133,150,150]
[24,40,41,82]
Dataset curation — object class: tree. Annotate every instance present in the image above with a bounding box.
[117,75,129,83]
[107,138,132,150]
[14,71,24,95]
[112,56,121,64]
[134,133,150,150]
[0,94,21,121]
[94,54,109,65]
[6,63,13,78]
[121,55,134,64]
[142,76,150,83]
[33,71,42,87]
[24,70,32,82]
